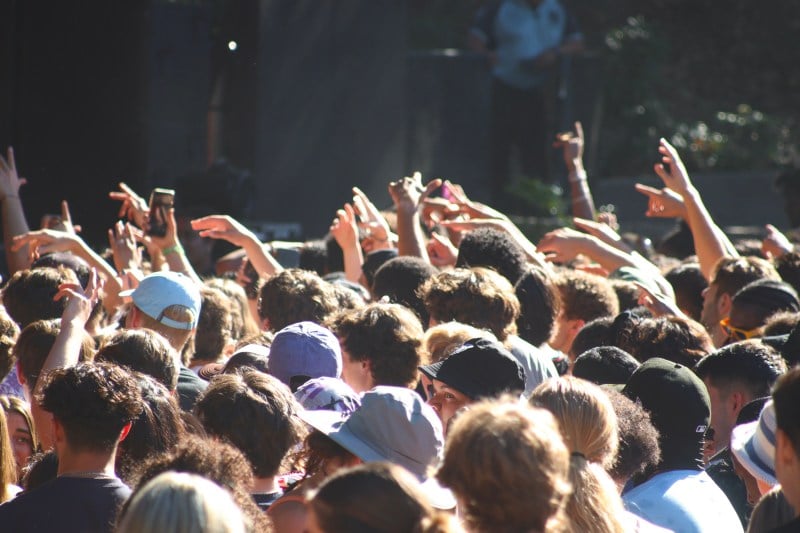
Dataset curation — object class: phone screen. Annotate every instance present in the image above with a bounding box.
[147,188,175,237]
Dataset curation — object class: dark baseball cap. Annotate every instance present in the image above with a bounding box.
[573,346,640,386]
[623,357,710,465]
[419,338,525,399]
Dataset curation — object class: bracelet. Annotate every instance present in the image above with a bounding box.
[162,244,183,256]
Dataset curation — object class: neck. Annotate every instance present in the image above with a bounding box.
[252,476,280,494]
[57,446,117,478]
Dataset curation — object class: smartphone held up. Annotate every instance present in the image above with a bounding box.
[147,188,175,237]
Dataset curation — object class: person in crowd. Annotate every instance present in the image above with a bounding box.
[0,395,37,483]
[549,269,619,358]
[768,367,800,531]
[420,337,525,431]
[0,363,143,532]
[189,287,235,372]
[604,389,662,490]
[132,435,269,532]
[258,269,339,332]
[267,321,342,392]
[421,267,557,396]
[532,377,668,532]
[306,463,463,533]
[117,472,247,533]
[722,280,800,344]
[622,358,744,532]
[121,270,206,411]
[95,328,179,392]
[695,340,784,523]
[0,407,20,502]
[330,303,424,393]
[437,399,571,532]
[299,386,453,510]
[700,257,780,347]
[195,371,306,510]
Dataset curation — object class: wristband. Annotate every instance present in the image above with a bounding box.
[162,243,183,256]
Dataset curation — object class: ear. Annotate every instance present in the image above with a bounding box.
[118,421,133,443]
[261,317,270,331]
[567,318,586,337]
[717,292,732,318]
[776,429,795,469]
[51,415,65,445]
[730,391,746,414]
[128,306,141,328]
[16,361,26,386]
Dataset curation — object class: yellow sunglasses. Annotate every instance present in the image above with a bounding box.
[719,317,760,342]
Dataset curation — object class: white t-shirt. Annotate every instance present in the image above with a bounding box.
[623,470,744,533]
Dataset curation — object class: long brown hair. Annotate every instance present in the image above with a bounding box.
[0,408,18,502]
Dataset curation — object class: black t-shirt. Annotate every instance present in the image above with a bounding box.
[252,490,284,511]
[177,365,207,412]
[769,515,800,533]
[0,475,131,533]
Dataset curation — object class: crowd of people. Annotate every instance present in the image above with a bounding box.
[0,118,797,533]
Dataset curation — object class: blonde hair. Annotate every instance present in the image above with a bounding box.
[0,408,17,503]
[530,377,627,533]
[437,399,571,533]
[135,304,195,363]
[117,472,247,533]
[422,322,498,364]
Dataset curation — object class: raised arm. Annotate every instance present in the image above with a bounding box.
[653,139,737,280]
[555,122,596,220]
[0,147,31,274]
[12,227,124,313]
[191,215,282,279]
[329,203,364,284]
[388,173,441,262]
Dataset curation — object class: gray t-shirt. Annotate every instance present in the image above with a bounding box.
[507,335,559,397]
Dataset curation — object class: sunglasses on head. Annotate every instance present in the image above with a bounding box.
[719,317,760,342]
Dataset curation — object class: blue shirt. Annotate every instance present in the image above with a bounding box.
[470,0,581,89]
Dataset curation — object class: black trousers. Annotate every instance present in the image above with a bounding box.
[490,78,549,204]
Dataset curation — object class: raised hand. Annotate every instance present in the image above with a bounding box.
[572,216,631,253]
[330,203,360,250]
[634,183,687,219]
[426,232,458,268]
[537,227,593,264]
[654,138,692,193]
[0,147,27,201]
[11,229,81,263]
[352,187,394,252]
[53,268,103,326]
[191,215,257,248]
[388,172,442,213]
[553,121,584,170]
[762,224,794,259]
[109,182,149,229]
[108,220,142,273]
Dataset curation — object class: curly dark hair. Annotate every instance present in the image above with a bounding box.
[605,389,661,483]
[96,329,178,391]
[37,362,143,453]
[620,315,714,367]
[195,371,306,478]
[515,266,560,347]
[372,256,438,325]
[421,267,519,342]
[129,435,269,533]
[331,303,424,388]
[455,227,527,284]
[258,269,339,331]
[116,373,183,484]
